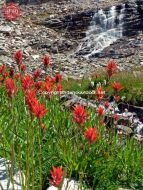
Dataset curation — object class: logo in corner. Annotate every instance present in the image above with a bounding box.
[2,3,21,21]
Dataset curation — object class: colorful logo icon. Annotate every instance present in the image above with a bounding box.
[2,3,20,21]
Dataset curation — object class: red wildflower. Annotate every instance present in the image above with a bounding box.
[33,68,41,81]
[73,105,87,125]
[30,101,47,119]
[50,166,64,187]
[96,87,104,101]
[25,90,47,119]
[55,84,63,92]
[106,59,117,78]
[6,78,16,98]
[113,114,120,121]
[14,50,23,64]
[42,55,51,67]
[34,81,43,91]
[84,127,97,143]
[3,71,8,79]
[45,76,54,84]
[104,101,109,109]
[96,106,105,117]
[0,64,8,82]
[44,82,53,94]
[112,82,123,92]
[0,64,6,75]
[53,73,62,83]
[21,75,33,90]
[20,64,26,72]
[25,89,37,110]
[9,68,14,78]
[14,73,21,80]
[114,95,121,102]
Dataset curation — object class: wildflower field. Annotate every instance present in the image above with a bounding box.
[0,51,143,190]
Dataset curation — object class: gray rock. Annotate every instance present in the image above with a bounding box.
[60,94,97,109]
[133,134,143,142]
[116,125,133,135]
[0,26,12,34]
[42,19,63,28]
[0,50,7,56]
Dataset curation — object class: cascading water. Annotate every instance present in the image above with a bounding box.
[76,4,126,58]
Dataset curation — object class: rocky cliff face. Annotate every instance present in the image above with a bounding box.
[36,0,143,39]
[122,0,143,36]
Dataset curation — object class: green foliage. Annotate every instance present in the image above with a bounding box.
[0,63,143,189]
[62,70,143,105]
[0,79,143,189]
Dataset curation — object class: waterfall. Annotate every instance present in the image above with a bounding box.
[76,4,126,58]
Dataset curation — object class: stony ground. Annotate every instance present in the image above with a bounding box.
[0,0,143,79]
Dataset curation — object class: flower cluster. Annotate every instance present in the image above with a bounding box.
[25,89,47,119]
[0,50,127,189]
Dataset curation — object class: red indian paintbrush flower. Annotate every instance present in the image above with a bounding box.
[31,101,47,119]
[14,73,21,80]
[112,82,123,92]
[14,50,23,64]
[55,84,63,92]
[25,90,47,119]
[55,73,62,83]
[9,68,14,78]
[20,64,26,72]
[45,76,54,84]
[44,82,53,93]
[42,55,51,67]
[113,114,120,121]
[50,166,64,187]
[104,101,109,109]
[84,127,97,143]
[114,95,121,102]
[73,104,87,125]
[25,89,37,105]
[6,78,16,98]
[21,75,33,90]
[34,81,43,91]
[96,106,105,117]
[96,87,104,101]
[0,64,8,82]
[33,68,41,81]
[0,64,6,75]
[106,59,117,78]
